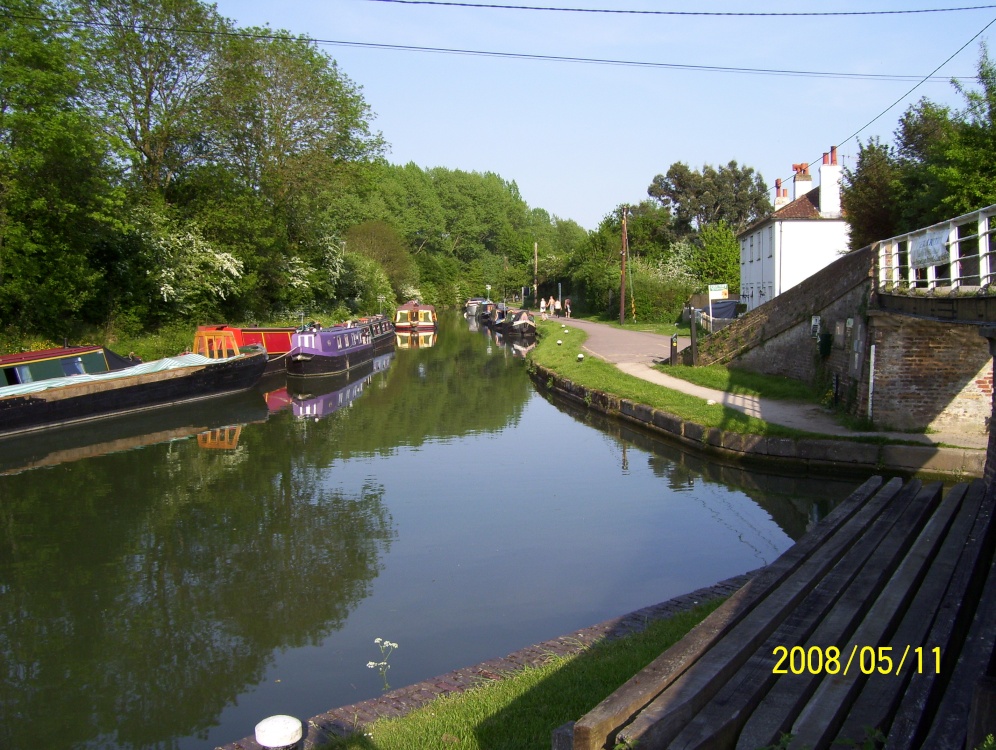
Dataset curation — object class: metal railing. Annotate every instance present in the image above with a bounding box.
[877,203,996,293]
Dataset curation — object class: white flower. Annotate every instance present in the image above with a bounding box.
[374,637,382,644]
[367,662,378,668]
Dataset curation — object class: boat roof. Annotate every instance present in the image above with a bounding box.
[0,352,247,398]
[197,324,295,333]
[0,346,105,368]
[397,300,435,310]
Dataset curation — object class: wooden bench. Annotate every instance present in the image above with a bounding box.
[554,476,996,750]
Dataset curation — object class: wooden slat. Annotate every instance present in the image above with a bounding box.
[786,482,959,749]
[731,481,953,750]
[918,487,996,749]
[612,478,905,750]
[888,480,996,749]
[667,478,937,750]
[837,482,981,743]
[569,476,888,750]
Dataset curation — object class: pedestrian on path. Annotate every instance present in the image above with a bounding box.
[554,297,562,317]
[565,298,571,318]
[540,297,547,319]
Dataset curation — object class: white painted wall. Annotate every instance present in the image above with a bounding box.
[739,219,849,311]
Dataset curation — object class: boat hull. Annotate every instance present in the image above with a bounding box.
[0,351,268,439]
[285,348,374,377]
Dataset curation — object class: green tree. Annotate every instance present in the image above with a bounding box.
[648,160,771,236]
[693,221,740,292]
[0,0,118,334]
[841,138,902,250]
[345,220,417,298]
[75,0,227,194]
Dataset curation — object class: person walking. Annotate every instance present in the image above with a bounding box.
[565,298,572,318]
[548,296,556,318]
[540,297,547,319]
[554,297,562,317]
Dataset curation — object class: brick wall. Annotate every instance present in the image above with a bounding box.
[861,312,991,434]
[686,246,875,369]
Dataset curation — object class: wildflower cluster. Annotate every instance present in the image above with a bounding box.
[367,637,399,690]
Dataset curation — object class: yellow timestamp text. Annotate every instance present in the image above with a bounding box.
[772,645,942,676]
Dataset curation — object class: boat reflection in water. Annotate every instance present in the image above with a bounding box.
[395,331,437,349]
[0,389,269,475]
[281,352,395,421]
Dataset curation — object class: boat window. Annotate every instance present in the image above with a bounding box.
[61,357,86,376]
[15,365,34,383]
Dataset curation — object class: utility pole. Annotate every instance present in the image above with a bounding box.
[533,241,538,307]
[620,206,629,325]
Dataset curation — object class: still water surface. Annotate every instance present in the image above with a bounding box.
[0,313,866,749]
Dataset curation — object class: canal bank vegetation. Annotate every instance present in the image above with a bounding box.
[322,599,723,750]
[529,323,814,439]
[657,364,822,404]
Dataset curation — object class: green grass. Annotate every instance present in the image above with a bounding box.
[657,364,822,403]
[321,599,724,750]
[530,322,817,439]
[573,313,689,338]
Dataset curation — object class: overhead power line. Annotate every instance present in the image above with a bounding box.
[779,14,996,195]
[366,0,996,17]
[7,12,973,82]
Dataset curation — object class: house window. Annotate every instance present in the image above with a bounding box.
[750,236,754,262]
[768,227,774,257]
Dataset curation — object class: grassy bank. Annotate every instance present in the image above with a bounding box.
[322,599,724,749]
[657,363,822,403]
[528,321,819,439]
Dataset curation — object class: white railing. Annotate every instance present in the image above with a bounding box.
[876,203,996,292]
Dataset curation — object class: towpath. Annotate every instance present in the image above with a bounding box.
[556,317,988,450]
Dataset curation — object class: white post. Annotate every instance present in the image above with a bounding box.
[867,344,876,423]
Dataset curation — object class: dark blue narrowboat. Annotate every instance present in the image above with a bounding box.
[286,322,374,378]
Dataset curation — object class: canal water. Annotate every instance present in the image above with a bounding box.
[0,313,864,750]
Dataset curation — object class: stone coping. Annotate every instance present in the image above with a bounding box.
[215,573,755,750]
[531,364,986,480]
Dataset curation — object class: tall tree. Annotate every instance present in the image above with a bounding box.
[841,138,901,250]
[647,160,770,236]
[0,0,117,333]
[75,0,226,194]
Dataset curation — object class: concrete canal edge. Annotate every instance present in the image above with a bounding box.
[529,363,986,480]
[216,573,756,750]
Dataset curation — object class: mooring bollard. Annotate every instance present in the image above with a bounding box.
[255,715,303,750]
[670,333,679,366]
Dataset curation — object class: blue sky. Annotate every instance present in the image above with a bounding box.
[210,0,996,229]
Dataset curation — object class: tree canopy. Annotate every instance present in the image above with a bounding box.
[842,44,996,249]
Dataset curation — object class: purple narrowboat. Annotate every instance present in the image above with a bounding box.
[286,322,374,378]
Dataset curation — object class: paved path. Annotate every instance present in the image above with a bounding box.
[557,317,989,450]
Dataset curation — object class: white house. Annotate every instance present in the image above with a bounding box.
[738,146,850,312]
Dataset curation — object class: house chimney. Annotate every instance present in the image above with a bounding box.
[791,162,812,201]
[774,178,790,210]
[819,146,842,218]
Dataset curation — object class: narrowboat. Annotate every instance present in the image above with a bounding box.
[484,303,510,329]
[1,345,141,386]
[464,297,488,317]
[394,300,437,332]
[0,343,268,439]
[502,309,536,337]
[195,325,295,372]
[285,322,374,378]
[355,314,396,352]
